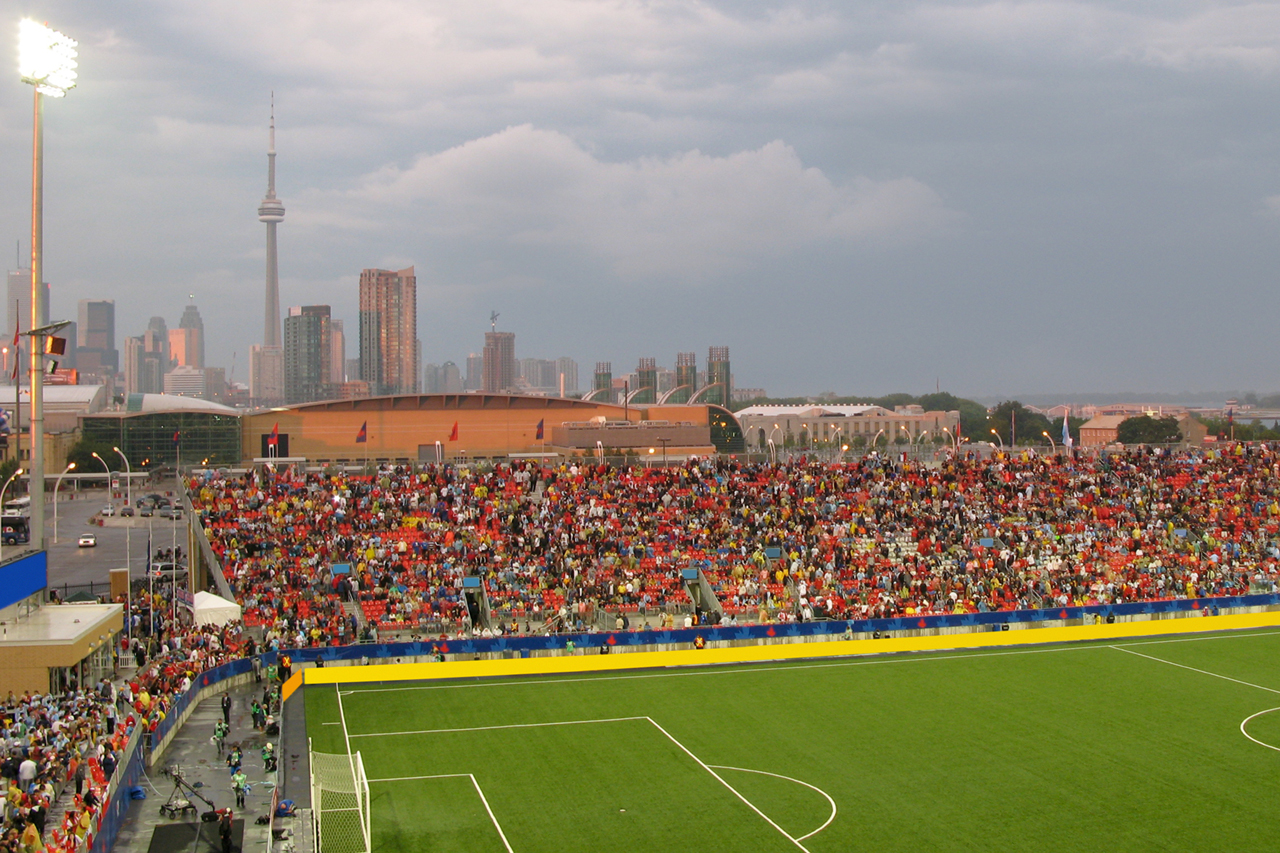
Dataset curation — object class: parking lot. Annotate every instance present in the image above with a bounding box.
[40,477,190,594]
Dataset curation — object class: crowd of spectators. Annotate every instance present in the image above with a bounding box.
[189,442,1280,640]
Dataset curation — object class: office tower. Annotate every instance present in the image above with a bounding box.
[706,346,731,407]
[252,103,286,405]
[330,319,345,384]
[440,361,462,393]
[464,354,483,391]
[593,362,612,400]
[556,357,578,397]
[670,351,697,404]
[283,305,332,404]
[345,358,360,385]
[482,331,516,393]
[123,328,168,395]
[422,363,440,394]
[76,299,117,383]
[178,304,205,368]
[163,365,206,397]
[168,329,199,367]
[6,269,48,339]
[634,358,657,404]
[358,266,419,395]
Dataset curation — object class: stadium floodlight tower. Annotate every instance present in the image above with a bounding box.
[19,19,77,550]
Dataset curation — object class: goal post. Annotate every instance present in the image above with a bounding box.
[310,738,371,853]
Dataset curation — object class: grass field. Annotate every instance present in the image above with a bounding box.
[304,628,1280,852]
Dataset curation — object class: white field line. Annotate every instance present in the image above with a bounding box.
[334,684,369,850]
[365,773,513,853]
[707,765,837,841]
[644,717,810,853]
[1109,646,1280,695]
[1240,708,1280,753]
[349,716,647,738]
[470,774,515,853]
[338,629,1280,697]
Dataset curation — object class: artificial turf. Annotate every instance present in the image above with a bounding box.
[304,628,1280,852]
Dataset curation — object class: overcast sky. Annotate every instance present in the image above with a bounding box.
[3,1,1279,400]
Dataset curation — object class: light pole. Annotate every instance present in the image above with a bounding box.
[114,446,131,572]
[766,438,776,465]
[1043,431,1056,454]
[989,428,1004,450]
[941,427,958,453]
[91,451,110,497]
[0,468,23,562]
[647,448,654,469]
[870,429,886,454]
[20,19,77,552]
[52,461,74,543]
[657,437,671,467]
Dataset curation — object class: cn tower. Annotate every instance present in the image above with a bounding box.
[258,98,284,347]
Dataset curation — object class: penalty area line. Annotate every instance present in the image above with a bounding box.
[349,715,647,739]
[365,772,512,853]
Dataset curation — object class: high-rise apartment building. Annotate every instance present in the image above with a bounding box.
[440,361,462,393]
[706,346,731,407]
[482,331,516,393]
[358,266,419,395]
[464,354,484,391]
[556,357,579,397]
[178,304,205,368]
[123,326,169,395]
[330,320,345,385]
[283,304,333,404]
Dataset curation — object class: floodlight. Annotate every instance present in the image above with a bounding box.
[19,19,78,97]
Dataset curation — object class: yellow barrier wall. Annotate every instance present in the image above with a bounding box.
[292,610,1280,693]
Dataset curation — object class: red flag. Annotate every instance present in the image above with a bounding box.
[172,430,180,444]
[9,321,17,383]
[448,421,458,441]
[267,422,279,447]
[535,419,544,440]
[355,421,367,444]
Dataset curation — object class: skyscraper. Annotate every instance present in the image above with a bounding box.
[358,267,419,395]
[482,331,516,393]
[671,351,697,404]
[283,305,332,404]
[706,346,731,407]
[330,319,345,384]
[76,299,117,383]
[634,357,657,404]
[251,102,286,406]
[178,304,205,368]
[464,354,484,391]
[556,357,579,397]
[6,269,48,340]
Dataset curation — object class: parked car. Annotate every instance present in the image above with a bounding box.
[101,505,115,517]
[139,506,153,517]
[78,533,96,547]
[120,506,135,517]
[158,506,174,519]
[150,561,188,580]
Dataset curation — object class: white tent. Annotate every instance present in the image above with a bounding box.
[192,591,242,626]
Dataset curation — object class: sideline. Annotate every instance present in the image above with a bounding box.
[293,610,1280,692]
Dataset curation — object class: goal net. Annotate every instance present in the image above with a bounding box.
[310,739,371,853]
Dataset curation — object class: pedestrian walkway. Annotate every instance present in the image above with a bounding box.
[110,678,285,853]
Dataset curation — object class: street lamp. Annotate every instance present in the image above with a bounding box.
[0,468,22,562]
[870,429,886,453]
[52,461,74,543]
[91,451,110,493]
[1043,430,1056,453]
[113,446,131,571]
[647,447,654,469]
[990,428,1004,450]
[766,438,776,465]
[20,19,77,551]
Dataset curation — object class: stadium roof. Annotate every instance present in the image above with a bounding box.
[125,393,239,415]
[734,404,886,418]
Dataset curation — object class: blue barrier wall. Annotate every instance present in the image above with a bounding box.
[90,726,144,853]
[0,551,46,610]
[147,591,1280,752]
[270,592,1280,663]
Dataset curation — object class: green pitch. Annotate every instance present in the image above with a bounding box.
[304,629,1280,852]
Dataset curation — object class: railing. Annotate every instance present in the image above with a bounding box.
[88,716,145,853]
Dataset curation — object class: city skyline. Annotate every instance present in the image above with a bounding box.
[3,4,1280,398]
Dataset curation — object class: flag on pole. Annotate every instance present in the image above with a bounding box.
[9,321,18,383]
[1062,413,1072,448]
[355,421,367,443]
[448,421,459,441]
[172,430,180,444]
[535,419,544,440]
[267,422,279,447]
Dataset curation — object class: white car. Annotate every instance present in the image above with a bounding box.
[101,505,115,517]
[78,533,97,547]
